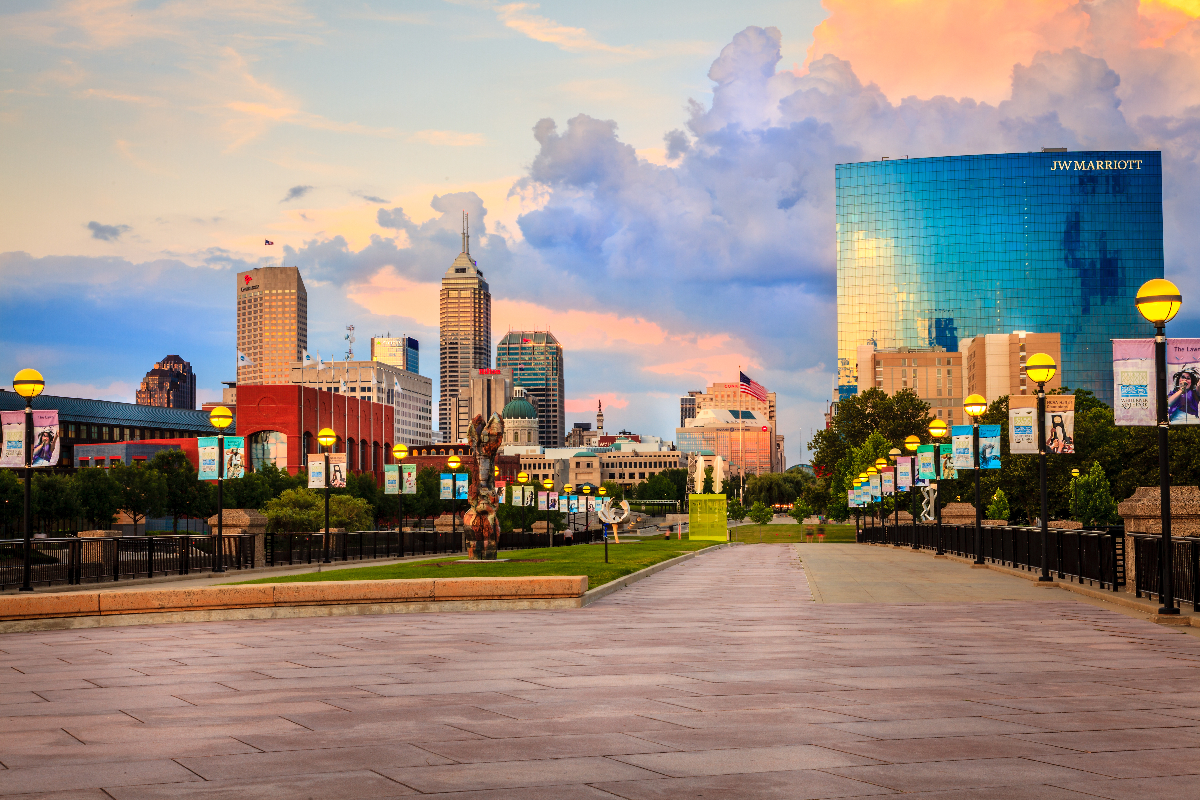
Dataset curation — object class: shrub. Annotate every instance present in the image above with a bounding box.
[747,501,773,525]
[986,489,1010,521]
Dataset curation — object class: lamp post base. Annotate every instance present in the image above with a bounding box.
[1158,605,1180,615]
[1038,575,1054,582]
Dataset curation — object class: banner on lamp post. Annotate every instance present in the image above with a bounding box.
[979,425,1001,469]
[881,467,894,495]
[1046,396,1076,453]
[454,473,469,500]
[327,452,346,488]
[896,457,912,489]
[952,426,973,469]
[1009,396,1038,455]
[939,443,957,479]
[868,473,881,500]
[383,464,399,494]
[401,464,416,494]
[917,445,936,480]
[1168,339,1200,424]
[440,473,453,499]
[307,456,326,488]
[1113,339,1154,426]
[537,491,547,510]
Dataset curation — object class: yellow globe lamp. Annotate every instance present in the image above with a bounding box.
[858,471,868,481]
[447,455,461,470]
[582,485,591,495]
[874,457,888,470]
[964,394,988,418]
[12,369,44,400]
[1136,278,1182,325]
[1071,468,1080,479]
[517,471,529,484]
[316,427,336,448]
[494,465,500,477]
[392,443,408,460]
[928,419,948,438]
[1025,353,1057,385]
[599,486,607,496]
[867,466,878,476]
[888,447,901,461]
[209,406,233,430]
[904,434,921,451]
[543,478,554,490]
[564,484,573,494]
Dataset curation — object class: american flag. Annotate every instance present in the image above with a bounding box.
[264,239,274,245]
[739,371,767,401]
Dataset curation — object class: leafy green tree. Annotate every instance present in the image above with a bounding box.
[636,472,678,501]
[747,501,773,525]
[727,499,747,523]
[262,488,374,533]
[659,468,688,501]
[0,469,21,533]
[745,472,810,507]
[600,480,624,503]
[220,471,275,511]
[73,468,122,529]
[700,465,714,494]
[412,467,442,525]
[110,463,167,535]
[1071,461,1118,528]
[789,500,813,524]
[986,488,1010,521]
[32,473,75,531]
[147,449,205,532]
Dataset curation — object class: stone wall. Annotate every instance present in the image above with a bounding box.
[1117,486,1200,594]
[206,509,267,566]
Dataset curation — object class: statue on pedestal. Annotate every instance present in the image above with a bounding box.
[464,412,504,560]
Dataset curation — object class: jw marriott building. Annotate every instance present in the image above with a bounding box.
[836,150,1164,408]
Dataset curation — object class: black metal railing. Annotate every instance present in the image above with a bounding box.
[1131,534,1200,610]
[0,534,257,591]
[858,523,1124,591]
[265,529,465,566]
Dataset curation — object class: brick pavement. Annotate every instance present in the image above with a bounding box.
[2,544,1200,798]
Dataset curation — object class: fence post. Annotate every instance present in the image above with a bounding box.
[1192,540,1199,612]
[146,536,154,580]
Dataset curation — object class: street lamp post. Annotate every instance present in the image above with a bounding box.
[392,443,408,531]
[517,471,529,537]
[317,427,336,563]
[581,484,592,541]
[448,455,462,550]
[964,394,989,564]
[874,457,889,542]
[856,471,868,536]
[543,478,555,547]
[903,436,920,548]
[599,486,608,562]
[1137,278,1182,614]
[929,419,948,555]
[12,369,44,592]
[1026,354,1057,582]
[208,406,234,573]
[564,484,574,540]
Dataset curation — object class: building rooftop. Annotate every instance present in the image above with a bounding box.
[0,389,215,429]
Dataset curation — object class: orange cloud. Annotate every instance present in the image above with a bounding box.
[803,0,1200,105]
[565,393,628,413]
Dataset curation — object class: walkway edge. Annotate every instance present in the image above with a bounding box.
[580,542,739,606]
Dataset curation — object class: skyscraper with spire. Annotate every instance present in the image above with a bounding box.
[438,213,492,441]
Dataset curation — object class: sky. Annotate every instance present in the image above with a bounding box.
[3,0,1200,467]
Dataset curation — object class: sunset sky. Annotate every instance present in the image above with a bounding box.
[4,0,1200,465]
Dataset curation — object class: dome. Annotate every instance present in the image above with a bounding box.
[502,396,538,420]
[573,451,597,458]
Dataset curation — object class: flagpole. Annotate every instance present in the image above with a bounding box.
[738,367,744,504]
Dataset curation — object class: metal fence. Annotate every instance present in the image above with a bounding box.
[1129,534,1200,610]
[265,530,464,566]
[858,523,1124,591]
[0,534,257,591]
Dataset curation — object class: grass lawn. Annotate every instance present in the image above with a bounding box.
[730,524,858,544]
[230,539,717,589]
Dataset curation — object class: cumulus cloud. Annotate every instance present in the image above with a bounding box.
[87,221,130,241]
[281,185,313,202]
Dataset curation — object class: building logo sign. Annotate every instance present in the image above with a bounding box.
[1050,159,1144,171]
[478,368,501,375]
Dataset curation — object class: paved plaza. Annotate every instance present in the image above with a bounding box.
[3,544,1200,798]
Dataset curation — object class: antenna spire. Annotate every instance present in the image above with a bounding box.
[462,211,470,256]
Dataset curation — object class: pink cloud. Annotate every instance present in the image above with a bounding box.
[565,393,628,413]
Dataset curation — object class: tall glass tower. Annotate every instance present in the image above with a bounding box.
[496,331,564,447]
[836,150,1164,406]
[438,215,491,437]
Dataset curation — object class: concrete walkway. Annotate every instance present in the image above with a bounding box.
[3,544,1200,798]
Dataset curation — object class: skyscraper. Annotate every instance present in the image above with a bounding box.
[236,266,308,385]
[438,214,492,438]
[496,331,564,447]
[135,355,197,409]
[371,336,419,375]
[836,150,1163,406]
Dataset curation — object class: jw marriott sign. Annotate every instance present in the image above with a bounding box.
[1051,159,1145,171]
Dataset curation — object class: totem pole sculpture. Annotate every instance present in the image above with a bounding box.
[464,412,504,560]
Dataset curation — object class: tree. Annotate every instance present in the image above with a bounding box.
[412,467,442,525]
[660,468,688,500]
[745,472,808,507]
[73,468,122,529]
[0,469,20,534]
[747,501,773,525]
[110,463,167,535]
[1071,461,1118,528]
[600,481,624,503]
[636,472,677,501]
[789,500,813,524]
[262,488,374,533]
[32,473,75,532]
[986,489,1010,521]
[727,499,747,523]
[148,449,205,533]
[220,471,275,511]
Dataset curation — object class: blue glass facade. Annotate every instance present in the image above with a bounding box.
[836,151,1164,406]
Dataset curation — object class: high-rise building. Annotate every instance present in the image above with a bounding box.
[236,266,308,385]
[681,379,782,472]
[438,215,491,437]
[290,360,433,447]
[496,330,564,447]
[964,332,1063,402]
[136,355,196,409]
[371,336,419,375]
[836,151,1163,406]
[680,391,701,428]
[857,345,964,425]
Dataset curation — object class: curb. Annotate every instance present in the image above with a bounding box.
[580,542,739,606]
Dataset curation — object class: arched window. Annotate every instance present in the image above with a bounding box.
[359,439,368,473]
[347,438,357,471]
[303,431,313,456]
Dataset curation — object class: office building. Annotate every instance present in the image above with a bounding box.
[502,388,539,447]
[290,360,433,447]
[443,368,514,443]
[677,409,775,475]
[439,215,492,436]
[496,330,564,447]
[680,391,701,428]
[371,335,419,375]
[963,331,1063,401]
[856,345,963,424]
[236,266,308,385]
[836,150,1163,406]
[136,355,196,409]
